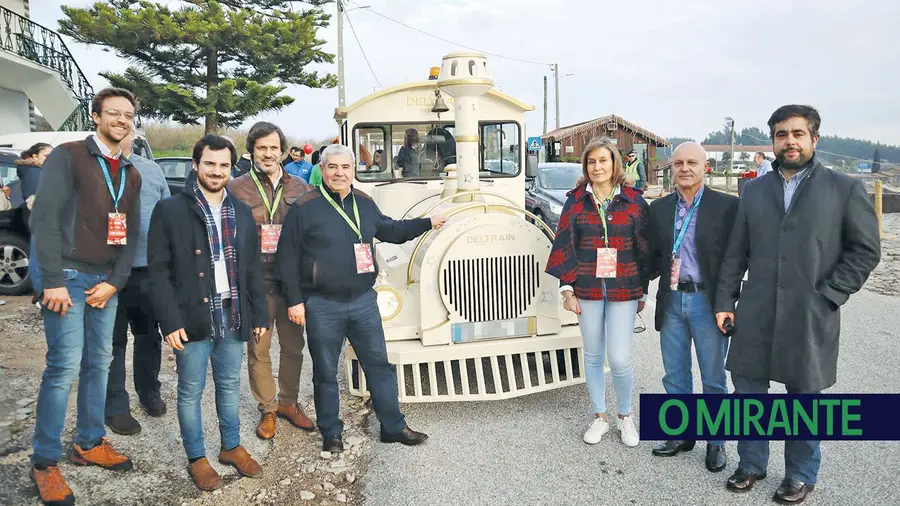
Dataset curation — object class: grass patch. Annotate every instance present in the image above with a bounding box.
[142,122,331,157]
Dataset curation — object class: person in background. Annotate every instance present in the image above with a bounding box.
[396,128,421,177]
[624,150,647,190]
[0,181,11,211]
[29,87,142,506]
[284,146,314,183]
[16,142,52,201]
[148,134,268,491]
[276,144,446,453]
[715,105,881,504]
[233,152,252,178]
[103,129,171,436]
[227,122,315,440]
[369,149,384,172]
[309,145,328,187]
[753,151,773,177]
[545,137,650,449]
[644,141,739,472]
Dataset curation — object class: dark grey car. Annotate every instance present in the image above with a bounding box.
[524,162,582,232]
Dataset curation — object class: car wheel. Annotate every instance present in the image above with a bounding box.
[0,231,31,296]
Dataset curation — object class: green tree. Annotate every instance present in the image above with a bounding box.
[872,147,881,173]
[59,0,338,133]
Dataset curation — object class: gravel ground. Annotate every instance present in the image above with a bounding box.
[0,298,373,506]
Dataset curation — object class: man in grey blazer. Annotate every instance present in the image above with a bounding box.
[715,105,881,505]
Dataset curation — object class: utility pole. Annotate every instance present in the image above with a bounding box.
[543,75,548,134]
[553,63,560,130]
[337,0,346,109]
[726,116,735,192]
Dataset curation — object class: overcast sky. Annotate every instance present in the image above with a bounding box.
[33,0,900,145]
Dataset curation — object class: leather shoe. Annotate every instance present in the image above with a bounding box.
[705,444,727,472]
[323,436,344,453]
[380,427,428,446]
[277,404,315,431]
[105,413,142,436]
[726,467,767,493]
[219,445,263,478]
[651,440,695,456]
[187,458,223,491]
[773,478,814,504]
[256,412,276,440]
[141,397,167,418]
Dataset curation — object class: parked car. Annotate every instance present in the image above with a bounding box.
[154,156,192,195]
[0,148,31,295]
[0,130,154,161]
[525,162,582,232]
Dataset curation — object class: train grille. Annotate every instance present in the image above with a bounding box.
[442,254,540,322]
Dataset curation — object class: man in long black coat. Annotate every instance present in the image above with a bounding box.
[715,105,881,504]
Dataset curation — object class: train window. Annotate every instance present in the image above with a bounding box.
[352,121,521,183]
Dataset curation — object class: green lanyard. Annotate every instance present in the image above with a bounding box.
[250,169,284,223]
[320,187,363,241]
[592,185,617,245]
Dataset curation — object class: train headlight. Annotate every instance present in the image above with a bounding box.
[375,286,403,321]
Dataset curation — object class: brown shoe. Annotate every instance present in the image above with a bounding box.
[187,458,224,491]
[72,438,133,471]
[256,412,276,439]
[219,445,263,478]
[31,465,75,506]
[277,403,315,431]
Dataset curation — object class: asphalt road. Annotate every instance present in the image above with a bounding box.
[360,284,899,506]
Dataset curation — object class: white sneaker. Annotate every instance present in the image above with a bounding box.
[619,415,640,447]
[583,416,609,444]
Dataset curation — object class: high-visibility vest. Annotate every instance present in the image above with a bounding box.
[625,159,641,179]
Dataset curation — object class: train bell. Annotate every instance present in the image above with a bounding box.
[431,90,450,114]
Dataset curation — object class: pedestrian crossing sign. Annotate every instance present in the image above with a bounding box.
[527,136,542,152]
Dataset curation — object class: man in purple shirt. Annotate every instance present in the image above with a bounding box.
[645,141,740,472]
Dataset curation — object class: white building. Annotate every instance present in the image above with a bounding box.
[0,0,93,134]
[701,144,775,171]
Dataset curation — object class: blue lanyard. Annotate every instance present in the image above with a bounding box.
[672,192,702,257]
[97,157,126,212]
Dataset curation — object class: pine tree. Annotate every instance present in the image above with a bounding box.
[873,146,881,173]
[59,0,338,133]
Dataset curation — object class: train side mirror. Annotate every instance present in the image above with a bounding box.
[526,154,538,178]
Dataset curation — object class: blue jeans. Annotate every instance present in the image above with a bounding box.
[305,290,406,438]
[576,298,639,416]
[174,312,244,460]
[732,374,822,484]
[660,290,729,446]
[31,269,119,466]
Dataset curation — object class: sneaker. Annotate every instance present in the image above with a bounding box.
[583,416,609,444]
[31,465,75,506]
[619,415,640,447]
[72,438,133,470]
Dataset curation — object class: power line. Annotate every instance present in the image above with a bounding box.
[342,5,382,88]
[739,132,897,168]
[346,1,551,67]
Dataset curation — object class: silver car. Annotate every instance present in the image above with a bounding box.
[525,162,582,232]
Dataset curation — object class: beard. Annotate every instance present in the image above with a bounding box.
[776,148,812,170]
[199,173,227,193]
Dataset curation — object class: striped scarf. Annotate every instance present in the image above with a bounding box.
[193,181,241,339]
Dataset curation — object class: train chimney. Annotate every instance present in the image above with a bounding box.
[436,52,493,197]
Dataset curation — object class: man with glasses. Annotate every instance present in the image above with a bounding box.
[645,141,739,473]
[276,144,446,453]
[28,87,143,506]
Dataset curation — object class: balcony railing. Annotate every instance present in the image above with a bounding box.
[1,5,93,131]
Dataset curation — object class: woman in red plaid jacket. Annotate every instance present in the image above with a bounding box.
[545,137,652,448]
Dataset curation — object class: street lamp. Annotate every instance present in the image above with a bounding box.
[724,116,735,191]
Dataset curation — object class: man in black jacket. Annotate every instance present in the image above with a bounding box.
[645,141,739,472]
[715,105,880,504]
[277,144,447,452]
[148,134,268,492]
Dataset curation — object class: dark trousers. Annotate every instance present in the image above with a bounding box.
[305,289,406,438]
[732,374,822,484]
[105,268,164,418]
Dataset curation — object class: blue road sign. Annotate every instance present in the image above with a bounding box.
[858,162,872,169]
[527,136,543,151]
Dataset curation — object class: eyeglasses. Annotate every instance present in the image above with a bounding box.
[633,313,646,334]
[104,109,135,121]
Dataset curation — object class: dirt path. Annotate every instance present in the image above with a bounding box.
[0,297,374,505]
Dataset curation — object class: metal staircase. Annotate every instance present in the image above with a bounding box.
[1,5,93,131]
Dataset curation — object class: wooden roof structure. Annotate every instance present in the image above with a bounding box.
[541,114,670,147]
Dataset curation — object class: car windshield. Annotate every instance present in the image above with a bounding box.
[539,165,581,190]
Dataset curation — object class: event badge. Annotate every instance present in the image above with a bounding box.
[214,259,230,294]
[107,213,127,245]
[670,258,682,291]
[354,243,375,274]
[595,248,617,278]
[260,224,282,254]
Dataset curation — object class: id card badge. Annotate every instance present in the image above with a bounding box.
[354,243,375,274]
[107,213,127,245]
[260,224,282,254]
[214,259,230,293]
[595,248,617,278]
[670,257,682,291]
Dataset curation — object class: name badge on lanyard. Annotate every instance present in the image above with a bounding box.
[670,192,702,290]
[97,157,127,245]
[594,187,618,279]
[321,188,375,275]
[251,170,284,253]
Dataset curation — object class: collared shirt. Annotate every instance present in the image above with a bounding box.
[674,184,704,283]
[128,154,170,267]
[779,164,810,211]
[756,159,773,177]
[211,189,231,299]
[91,135,121,159]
